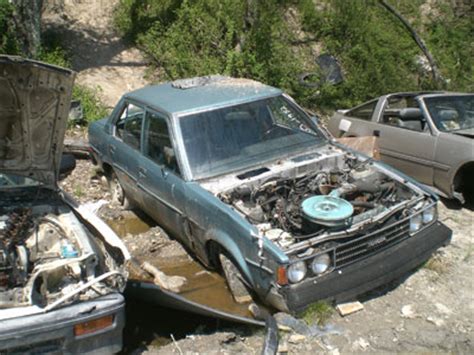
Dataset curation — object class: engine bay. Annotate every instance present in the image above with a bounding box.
[0,204,125,310]
[219,152,419,250]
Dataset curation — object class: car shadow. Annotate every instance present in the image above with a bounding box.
[440,197,474,211]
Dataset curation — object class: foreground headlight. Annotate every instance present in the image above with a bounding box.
[287,261,307,283]
[311,253,331,275]
[409,213,423,233]
[422,205,436,224]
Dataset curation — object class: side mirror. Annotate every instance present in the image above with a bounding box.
[59,154,76,179]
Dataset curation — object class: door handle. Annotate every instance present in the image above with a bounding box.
[109,145,116,155]
[373,130,380,137]
[138,167,147,178]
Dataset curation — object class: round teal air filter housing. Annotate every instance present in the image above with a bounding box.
[301,195,354,227]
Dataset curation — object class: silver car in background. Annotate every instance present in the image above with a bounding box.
[328,92,474,203]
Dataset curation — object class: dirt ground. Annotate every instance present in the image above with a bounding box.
[62,156,473,354]
[42,0,149,107]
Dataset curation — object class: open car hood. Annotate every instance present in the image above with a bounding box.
[0,56,75,187]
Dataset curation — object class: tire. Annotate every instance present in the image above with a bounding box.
[107,171,132,209]
[219,253,252,304]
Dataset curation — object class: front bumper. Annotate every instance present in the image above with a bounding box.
[0,293,125,354]
[271,221,451,313]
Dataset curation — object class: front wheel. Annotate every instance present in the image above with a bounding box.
[219,253,252,304]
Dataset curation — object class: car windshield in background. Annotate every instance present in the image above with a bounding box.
[179,95,323,180]
[424,95,474,132]
[0,173,42,188]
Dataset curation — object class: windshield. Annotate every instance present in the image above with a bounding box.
[0,173,42,188]
[179,95,324,180]
[424,95,474,132]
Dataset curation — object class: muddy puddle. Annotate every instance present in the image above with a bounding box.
[106,212,253,318]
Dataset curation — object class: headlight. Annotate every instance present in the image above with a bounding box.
[422,205,436,224]
[287,261,307,283]
[409,213,423,233]
[311,253,331,275]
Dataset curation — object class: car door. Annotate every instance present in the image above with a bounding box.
[138,110,189,242]
[109,101,145,205]
[373,96,436,185]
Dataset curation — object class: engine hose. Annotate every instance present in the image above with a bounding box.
[350,201,376,209]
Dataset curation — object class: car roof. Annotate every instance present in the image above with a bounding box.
[124,75,282,115]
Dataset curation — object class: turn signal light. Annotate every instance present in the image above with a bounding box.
[277,266,288,285]
[74,314,114,337]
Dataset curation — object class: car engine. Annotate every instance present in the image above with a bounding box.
[219,153,417,250]
[0,206,125,309]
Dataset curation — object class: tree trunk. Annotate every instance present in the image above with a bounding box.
[12,0,43,57]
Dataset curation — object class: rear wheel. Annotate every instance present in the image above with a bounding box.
[219,253,252,304]
[453,163,474,204]
[107,171,132,209]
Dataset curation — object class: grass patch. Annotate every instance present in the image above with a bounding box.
[299,300,334,326]
[424,254,449,274]
[72,85,109,125]
[463,245,474,262]
[73,185,84,198]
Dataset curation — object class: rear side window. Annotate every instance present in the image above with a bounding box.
[115,103,144,150]
[346,100,377,121]
[143,112,180,174]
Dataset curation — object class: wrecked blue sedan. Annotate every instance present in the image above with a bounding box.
[89,76,451,312]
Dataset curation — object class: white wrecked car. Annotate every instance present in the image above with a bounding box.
[0,56,129,353]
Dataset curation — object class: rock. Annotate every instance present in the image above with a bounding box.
[401,305,416,319]
[435,303,452,315]
[352,337,370,351]
[336,301,364,316]
[427,316,445,327]
[141,261,187,293]
[288,334,306,344]
[277,341,288,353]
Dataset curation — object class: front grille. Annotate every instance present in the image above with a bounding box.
[1,339,62,354]
[335,219,410,268]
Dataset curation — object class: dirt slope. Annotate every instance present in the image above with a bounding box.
[42,0,148,107]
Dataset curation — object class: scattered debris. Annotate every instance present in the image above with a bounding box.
[141,261,187,293]
[275,312,312,335]
[288,334,307,344]
[401,304,416,319]
[278,340,289,353]
[427,316,445,327]
[336,136,380,159]
[434,303,452,315]
[352,337,370,351]
[336,301,364,316]
[273,312,342,337]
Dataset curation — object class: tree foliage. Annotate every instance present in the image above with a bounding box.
[115,0,473,112]
[0,0,20,55]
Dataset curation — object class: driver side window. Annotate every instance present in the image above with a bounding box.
[115,103,144,150]
[143,112,180,175]
[381,96,425,132]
